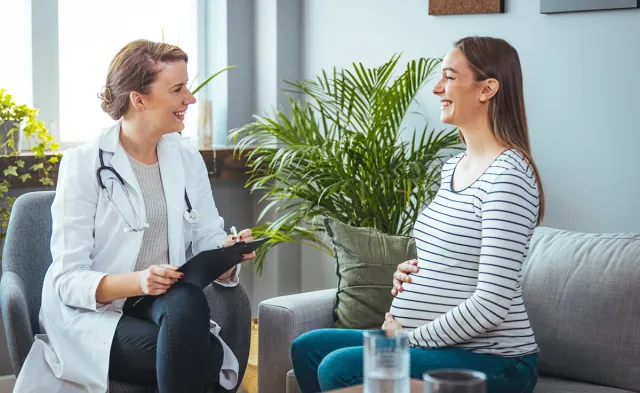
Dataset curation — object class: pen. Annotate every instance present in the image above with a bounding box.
[131,296,144,308]
[230,226,239,240]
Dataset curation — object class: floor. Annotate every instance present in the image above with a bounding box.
[0,375,250,393]
[0,375,14,393]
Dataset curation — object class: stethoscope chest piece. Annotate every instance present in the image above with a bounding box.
[184,209,200,224]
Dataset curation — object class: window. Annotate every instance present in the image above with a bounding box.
[0,0,33,107]
[58,0,200,143]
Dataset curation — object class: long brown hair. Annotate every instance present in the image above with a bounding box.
[100,39,188,120]
[455,36,545,225]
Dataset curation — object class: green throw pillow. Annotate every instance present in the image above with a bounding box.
[324,217,417,329]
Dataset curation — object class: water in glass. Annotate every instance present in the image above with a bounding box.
[363,330,409,393]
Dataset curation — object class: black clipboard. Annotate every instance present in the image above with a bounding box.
[128,237,270,308]
[177,237,270,288]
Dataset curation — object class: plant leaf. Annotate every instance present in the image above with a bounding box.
[29,163,44,171]
[40,177,54,186]
[191,65,237,95]
[3,166,18,177]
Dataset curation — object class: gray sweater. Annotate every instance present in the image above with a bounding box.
[128,156,169,271]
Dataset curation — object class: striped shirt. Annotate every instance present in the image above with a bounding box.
[390,149,540,357]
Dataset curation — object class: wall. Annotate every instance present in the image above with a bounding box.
[299,0,640,290]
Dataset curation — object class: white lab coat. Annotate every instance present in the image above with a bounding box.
[14,121,241,393]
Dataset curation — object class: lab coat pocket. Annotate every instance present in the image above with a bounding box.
[43,307,79,330]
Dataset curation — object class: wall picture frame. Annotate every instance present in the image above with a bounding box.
[429,0,505,16]
[540,0,640,14]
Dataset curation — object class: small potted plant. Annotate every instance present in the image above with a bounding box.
[0,88,61,253]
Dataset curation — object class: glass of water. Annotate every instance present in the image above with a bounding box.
[363,329,410,393]
[423,369,486,393]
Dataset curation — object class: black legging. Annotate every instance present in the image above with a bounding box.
[109,281,224,392]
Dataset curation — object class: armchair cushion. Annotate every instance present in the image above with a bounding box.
[0,272,33,376]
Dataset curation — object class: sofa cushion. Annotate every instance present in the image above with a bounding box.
[535,376,636,393]
[523,227,640,392]
[324,217,417,329]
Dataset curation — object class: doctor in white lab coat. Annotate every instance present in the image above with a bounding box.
[14,39,253,393]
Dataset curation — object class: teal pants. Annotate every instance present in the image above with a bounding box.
[291,328,538,393]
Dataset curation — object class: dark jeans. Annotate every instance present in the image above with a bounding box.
[109,282,224,393]
[292,329,538,393]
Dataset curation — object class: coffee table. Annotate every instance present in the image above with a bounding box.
[329,379,424,392]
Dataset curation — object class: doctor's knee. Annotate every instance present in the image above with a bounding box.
[157,282,210,320]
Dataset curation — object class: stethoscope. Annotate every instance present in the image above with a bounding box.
[96,148,201,233]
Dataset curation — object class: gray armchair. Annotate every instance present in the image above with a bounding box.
[0,191,251,393]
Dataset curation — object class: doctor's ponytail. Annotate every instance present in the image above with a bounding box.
[99,39,188,120]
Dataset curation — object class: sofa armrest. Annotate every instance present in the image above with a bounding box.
[0,271,34,376]
[258,289,336,393]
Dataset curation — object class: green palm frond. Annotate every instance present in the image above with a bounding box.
[189,65,236,95]
[230,55,461,274]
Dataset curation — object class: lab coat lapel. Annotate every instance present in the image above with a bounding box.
[97,122,144,222]
[157,135,185,266]
[109,145,143,199]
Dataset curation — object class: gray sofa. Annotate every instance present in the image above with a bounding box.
[0,191,251,393]
[258,227,640,393]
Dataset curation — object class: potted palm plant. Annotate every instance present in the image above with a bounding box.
[231,54,461,393]
[231,55,460,393]
[231,54,461,274]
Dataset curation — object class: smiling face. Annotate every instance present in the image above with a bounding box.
[432,47,495,130]
[133,60,196,135]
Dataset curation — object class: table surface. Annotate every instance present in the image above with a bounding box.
[329,379,424,392]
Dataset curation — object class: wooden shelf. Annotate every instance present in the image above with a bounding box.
[199,148,251,182]
[1,147,252,189]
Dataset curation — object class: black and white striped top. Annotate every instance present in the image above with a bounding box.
[391,149,540,357]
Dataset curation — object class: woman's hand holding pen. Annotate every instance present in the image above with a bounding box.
[218,228,256,281]
[222,227,256,260]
